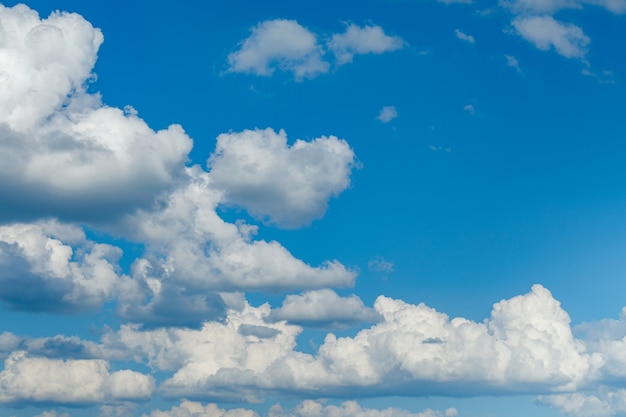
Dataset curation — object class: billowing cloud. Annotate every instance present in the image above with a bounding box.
[227,19,328,80]
[269,400,457,417]
[0,5,193,222]
[0,351,154,405]
[106,285,596,401]
[512,16,590,59]
[538,390,623,417]
[376,106,398,123]
[228,20,404,79]
[208,128,356,228]
[328,24,405,65]
[145,400,259,417]
[0,221,131,313]
[269,289,381,328]
[454,29,475,43]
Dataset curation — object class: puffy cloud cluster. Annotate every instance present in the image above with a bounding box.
[101,285,597,401]
[0,221,130,313]
[228,20,404,80]
[0,351,154,405]
[208,129,355,228]
[145,400,457,417]
[0,5,192,222]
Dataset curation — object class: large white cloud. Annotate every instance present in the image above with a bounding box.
[105,285,596,400]
[0,4,192,222]
[511,16,590,59]
[269,289,381,328]
[0,351,154,405]
[328,24,405,65]
[227,19,329,80]
[208,128,355,228]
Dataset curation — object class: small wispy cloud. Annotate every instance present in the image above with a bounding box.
[376,106,398,123]
[464,104,476,115]
[368,257,394,274]
[455,29,475,44]
[429,145,453,152]
[505,54,522,73]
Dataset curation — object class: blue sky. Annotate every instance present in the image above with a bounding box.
[1,0,626,416]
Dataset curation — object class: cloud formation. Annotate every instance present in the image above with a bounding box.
[512,16,590,59]
[228,20,404,79]
[269,289,381,328]
[0,5,192,222]
[208,128,356,228]
[454,29,475,43]
[376,106,398,123]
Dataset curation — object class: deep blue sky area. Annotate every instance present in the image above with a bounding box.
[1,0,626,416]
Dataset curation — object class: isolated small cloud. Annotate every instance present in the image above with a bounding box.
[505,54,522,72]
[368,258,394,274]
[328,24,405,65]
[464,104,476,114]
[512,16,590,59]
[376,106,398,123]
[269,289,381,328]
[455,29,475,43]
[228,19,329,80]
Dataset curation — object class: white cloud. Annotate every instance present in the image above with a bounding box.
[207,128,356,228]
[328,24,405,65]
[0,221,131,313]
[368,258,394,274]
[463,104,476,115]
[145,400,259,417]
[512,16,590,59]
[34,412,71,417]
[0,351,154,405]
[538,390,624,417]
[108,285,596,400]
[269,400,456,417]
[454,29,475,43]
[269,289,381,328]
[227,19,329,80]
[501,0,581,13]
[376,106,398,123]
[505,54,522,72]
[0,5,193,222]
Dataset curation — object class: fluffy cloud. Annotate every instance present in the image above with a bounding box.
[376,106,398,123]
[512,16,590,59]
[269,290,381,328]
[106,285,595,400]
[328,24,405,65]
[227,19,328,80]
[208,128,356,228]
[145,400,259,417]
[0,351,154,405]
[538,390,623,417]
[0,5,193,223]
[0,221,130,313]
[269,401,456,417]
[228,20,404,79]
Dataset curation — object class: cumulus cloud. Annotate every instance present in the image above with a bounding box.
[328,24,405,65]
[376,106,398,123]
[145,400,259,417]
[454,29,475,43]
[208,128,356,228]
[368,258,394,274]
[0,351,154,405]
[269,290,381,328]
[227,19,329,80]
[538,391,621,417]
[512,16,590,59]
[0,221,131,313]
[0,5,193,222]
[269,400,457,417]
[106,285,596,401]
[228,20,404,79]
